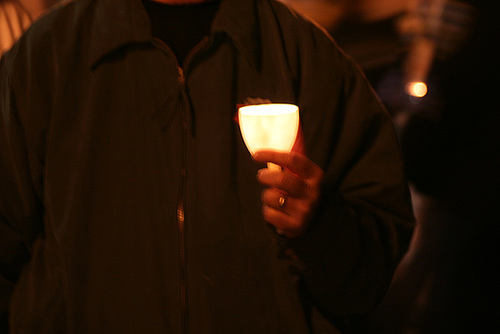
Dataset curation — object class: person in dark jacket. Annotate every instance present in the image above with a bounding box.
[0,0,414,332]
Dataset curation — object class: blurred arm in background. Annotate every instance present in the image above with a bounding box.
[0,0,58,56]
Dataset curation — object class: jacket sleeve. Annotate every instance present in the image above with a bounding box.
[283,21,415,325]
[0,46,46,330]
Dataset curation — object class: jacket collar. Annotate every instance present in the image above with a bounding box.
[88,0,261,69]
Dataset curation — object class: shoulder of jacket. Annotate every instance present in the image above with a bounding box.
[262,0,346,62]
[265,1,342,48]
[10,0,94,59]
[2,0,100,84]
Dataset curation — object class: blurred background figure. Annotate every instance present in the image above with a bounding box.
[283,0,499,332]
[0,0,31,56]
[0,0,57,56]
[377,1,500,333]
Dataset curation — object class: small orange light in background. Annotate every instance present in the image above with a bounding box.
[406,81,428,98]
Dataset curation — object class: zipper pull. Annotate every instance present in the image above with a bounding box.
[177,66,185,85]
[177,201,185,226]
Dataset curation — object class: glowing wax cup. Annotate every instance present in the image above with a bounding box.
[238,103,299,155]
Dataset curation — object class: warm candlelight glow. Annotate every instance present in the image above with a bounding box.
[238,103,299,170]
[238,103,299,155]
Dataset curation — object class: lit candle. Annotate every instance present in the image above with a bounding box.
[238,103,299,170]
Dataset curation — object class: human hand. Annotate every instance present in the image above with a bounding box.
[253,150,324,238]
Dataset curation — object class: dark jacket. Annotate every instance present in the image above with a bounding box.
[0,0,414,332]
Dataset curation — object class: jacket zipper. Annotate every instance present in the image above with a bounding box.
[177,197,187,334]
[154,37,210,334]
[176,58,189,334]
